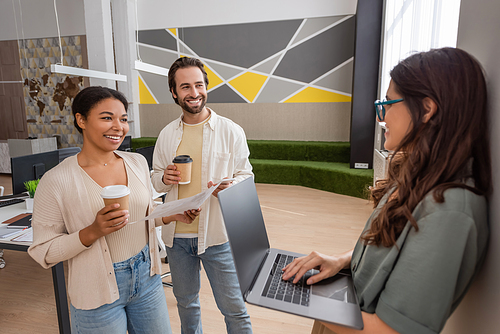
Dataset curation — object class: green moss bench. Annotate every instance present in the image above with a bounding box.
[131,138,373,199]
[131,137,158,151]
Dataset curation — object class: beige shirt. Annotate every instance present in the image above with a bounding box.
[175,116,210,234]
[28,151,165,310]
[152,109,254,254]
[78,163,149,263]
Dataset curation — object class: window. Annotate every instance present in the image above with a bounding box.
[379,0,462,98]
[374,0,461,171]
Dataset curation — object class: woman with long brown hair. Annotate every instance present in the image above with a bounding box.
[283,47,491,333]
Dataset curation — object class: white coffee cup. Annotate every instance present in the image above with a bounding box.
[100,185,130,211]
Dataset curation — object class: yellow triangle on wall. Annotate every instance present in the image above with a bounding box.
[172,57,222,89]
[229,72,267,102]
[138,76,157,104]
[204,65,223,89]
[284,87,352,103]
[168,28,177,36]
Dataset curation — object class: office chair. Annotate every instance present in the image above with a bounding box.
[135,146,154,169]
[153,183,171,288]
[117,136,132,152]
[136,145,167,202]
[136,146,172,287]
[155,187,172,288]
[58,147,81,163]
[0,187,4,266]
[0,187,5,268]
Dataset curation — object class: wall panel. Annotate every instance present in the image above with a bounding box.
[137,16,355,107]
[20,35,88,147]
[140,103,351,142]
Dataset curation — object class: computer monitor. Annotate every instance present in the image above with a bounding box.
[11,150,59,195]
[118,135,132,152]
[135,146,154,170]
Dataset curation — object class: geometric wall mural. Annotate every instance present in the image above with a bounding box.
[19,36,85,147]
[137,15,355,104]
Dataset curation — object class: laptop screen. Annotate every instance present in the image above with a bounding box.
[218,177,271,295]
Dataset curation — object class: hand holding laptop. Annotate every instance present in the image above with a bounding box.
[217,177,363,330]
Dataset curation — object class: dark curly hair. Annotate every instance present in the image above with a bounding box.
[363,47,491,247]
[72,86,128,133]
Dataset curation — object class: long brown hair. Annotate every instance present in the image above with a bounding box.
[363,47,491,247]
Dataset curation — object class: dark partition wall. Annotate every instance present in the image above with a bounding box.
[350,0,384,169]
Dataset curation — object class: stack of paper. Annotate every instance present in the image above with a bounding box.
[11,228,33,242]
[130,178,235,224]
[0,227,32,241]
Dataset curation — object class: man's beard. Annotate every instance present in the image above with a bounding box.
[179,95,207,115]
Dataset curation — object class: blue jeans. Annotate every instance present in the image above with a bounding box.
[166,238,252,334]
[70,244,172,334]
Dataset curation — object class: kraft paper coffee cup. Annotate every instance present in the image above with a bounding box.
[173,155,193,184]
[100,185,130,211]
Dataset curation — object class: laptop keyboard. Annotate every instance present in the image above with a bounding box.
[0,198,25,208]
[261,254,311,307]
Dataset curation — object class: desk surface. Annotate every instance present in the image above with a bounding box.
[0,201,71,334]
[0,202,32,248]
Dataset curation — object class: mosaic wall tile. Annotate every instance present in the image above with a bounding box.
[19,36,85,147]
[137,16,355,104]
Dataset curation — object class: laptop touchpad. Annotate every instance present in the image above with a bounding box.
[310,274,356,304]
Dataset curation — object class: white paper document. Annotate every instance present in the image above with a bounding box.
[11,228,33,242]
[0,227,32,241]
[0,229,25,240]
[130,178,235,224]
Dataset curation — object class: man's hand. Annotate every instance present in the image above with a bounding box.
[163,208,201,225]
[207,178,233,197]
[162,164,181,185]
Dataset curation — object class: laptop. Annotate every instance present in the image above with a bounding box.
[218,177,363,330]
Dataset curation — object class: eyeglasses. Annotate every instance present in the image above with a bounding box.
[374,98,404,121]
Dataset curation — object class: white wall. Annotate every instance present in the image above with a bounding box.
[442,0,500,332]
[137,0,357,30]
[0,0,357,41]
[0,0,85,41]
[0,0,358,139]
[140,102,352,141]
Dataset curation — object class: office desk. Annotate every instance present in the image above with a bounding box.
[0,202,70,334]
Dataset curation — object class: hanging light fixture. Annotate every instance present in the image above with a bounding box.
[133,0,169,77]
[134,60,169,76]
[50,64,127,82]
[50,0,127,82]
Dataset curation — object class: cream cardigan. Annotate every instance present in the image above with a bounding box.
[28,151,164,310]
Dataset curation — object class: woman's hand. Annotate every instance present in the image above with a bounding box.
[79,204,129,247]
[282,250,353,285]
[162,164,181,185]
[162,208,201,225]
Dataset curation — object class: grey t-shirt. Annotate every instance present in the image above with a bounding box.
[351,187,488,334]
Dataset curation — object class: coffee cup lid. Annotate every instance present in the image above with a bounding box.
[100,185,130,199]
[173,155,193,163]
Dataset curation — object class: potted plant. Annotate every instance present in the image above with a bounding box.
[24,179,40,211]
